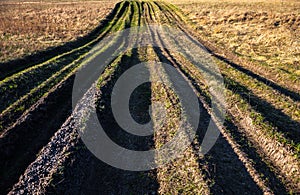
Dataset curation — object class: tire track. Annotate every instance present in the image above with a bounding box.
[9,2,160,194]
[153,2,299,193]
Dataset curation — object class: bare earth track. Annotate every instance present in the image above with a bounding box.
[0,1,299,194]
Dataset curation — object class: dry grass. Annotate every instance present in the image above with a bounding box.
[166,0,300,90]
[0,0,117,62]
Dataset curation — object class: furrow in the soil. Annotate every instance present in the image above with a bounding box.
[8,47,128,194]
[154,2,300,192]
[155,43,288,193]
[0,2,132,193]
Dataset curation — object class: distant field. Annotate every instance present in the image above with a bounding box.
[167,0,300,93]
[0,0,116,62]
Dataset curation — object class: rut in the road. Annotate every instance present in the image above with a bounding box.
[3,1,300,194]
